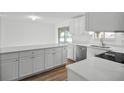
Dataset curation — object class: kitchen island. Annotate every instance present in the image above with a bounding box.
[66,57,124,81]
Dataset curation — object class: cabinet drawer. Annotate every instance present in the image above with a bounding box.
[0,52,18,60]
[19,50,33,57]
[53,47,62,53]
[45,48,54,54]
[0,58,18,64]
[32,49,44,55]
[63,47,67,51]
[45,47,62,54]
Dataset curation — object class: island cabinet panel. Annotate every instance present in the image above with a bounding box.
[67,69,88,81]
[0,52,19,81]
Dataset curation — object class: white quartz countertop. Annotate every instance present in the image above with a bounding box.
[67,57,124,81]
[110,47,124,54]
[73,43,124,53]
[0,44,67,54]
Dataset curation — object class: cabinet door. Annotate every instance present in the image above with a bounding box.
[54,52,62,66]
[62,47,67,64]
[19,57,33,77]
[0,59,18,81]
[45,53,54,69]
[53,47,62,66]
[67,45,74,60]
[86,12,124,31]
[33,55,44,73]
[87,47,96,58]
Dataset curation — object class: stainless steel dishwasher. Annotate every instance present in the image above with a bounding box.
[76,45,87,61]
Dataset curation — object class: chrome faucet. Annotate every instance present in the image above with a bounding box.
[100,38,105,47]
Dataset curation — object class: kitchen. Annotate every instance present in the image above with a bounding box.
[1,12,124,81]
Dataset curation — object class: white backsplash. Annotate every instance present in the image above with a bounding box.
[88,32,124,46]
[73,31,124,47]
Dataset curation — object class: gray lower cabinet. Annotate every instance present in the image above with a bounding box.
[0,59,18,81]
[54,50,62,66]
[0,52,19,81]
[62,47,67,64]
[0,46,67,80]
[19,49,45,78]
[19,56,33,77]
[33,54,44,73]
[67,45,74,60]
[45,52,54,69]
[45,47,62,69]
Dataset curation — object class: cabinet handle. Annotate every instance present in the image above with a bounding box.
[14,59,18,62]
[31,56,35,58]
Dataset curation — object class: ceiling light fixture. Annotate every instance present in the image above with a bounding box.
[28,15,40,21]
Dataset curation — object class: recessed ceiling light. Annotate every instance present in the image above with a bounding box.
[27,15,41,21]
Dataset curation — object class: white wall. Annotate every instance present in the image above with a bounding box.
[1,18,57,47]
[0,16,1,47]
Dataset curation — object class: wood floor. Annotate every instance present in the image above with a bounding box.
[22,59,75,81]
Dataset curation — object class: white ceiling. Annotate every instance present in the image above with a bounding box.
[0,12,85,24]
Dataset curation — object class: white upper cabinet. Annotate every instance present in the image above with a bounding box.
[69,16,87,43]
[86,12,124,31]
[70,16,86,35]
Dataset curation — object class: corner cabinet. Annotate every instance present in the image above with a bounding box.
[86,12,124,31]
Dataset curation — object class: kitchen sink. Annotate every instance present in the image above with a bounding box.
[90,45,110,49]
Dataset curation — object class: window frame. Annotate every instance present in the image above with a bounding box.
[88,31,115,40]
[58,26,72,44]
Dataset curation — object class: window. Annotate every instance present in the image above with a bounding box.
[58,27,72,44]
[89,31,115,39]
[105,32,115,38]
